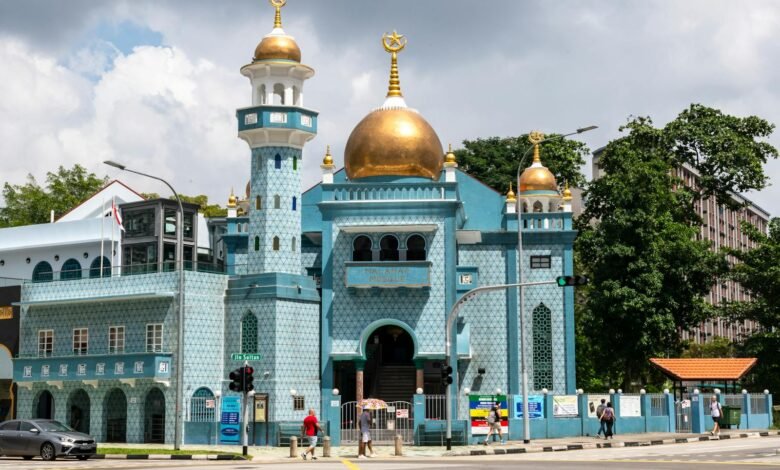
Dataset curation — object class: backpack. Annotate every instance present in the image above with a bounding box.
[487,410,496,424]
[602,407,614,421]
[596,404,605,419]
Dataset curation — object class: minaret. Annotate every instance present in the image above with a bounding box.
[237,0,317,274]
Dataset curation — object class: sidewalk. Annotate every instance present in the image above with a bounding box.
[97,429,780,461]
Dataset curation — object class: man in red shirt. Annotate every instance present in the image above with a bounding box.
[301,408,322,460]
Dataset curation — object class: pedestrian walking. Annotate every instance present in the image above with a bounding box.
[601,402,615,439]
[709,395,722,436]
[358,407,374,459]
[300,408,322,460]
[595,399,607,438]
[483,402,503,445]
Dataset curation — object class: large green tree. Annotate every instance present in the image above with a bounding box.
[140,193,227,218]
[721,217,780,392]
[0,165,107,227]
[453,134,589,193]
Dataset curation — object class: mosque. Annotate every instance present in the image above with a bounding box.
[11,0,576,445]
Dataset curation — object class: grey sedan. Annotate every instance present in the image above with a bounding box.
[0,419,96,461]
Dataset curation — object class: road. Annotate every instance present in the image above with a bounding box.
[1,437,778,469]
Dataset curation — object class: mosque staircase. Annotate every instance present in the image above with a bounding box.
[373,365,416,403]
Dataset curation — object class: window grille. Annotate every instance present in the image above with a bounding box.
[530,255,551,269]
[293,396,305,411]
[241,313,258,354]
[532,303,553,390]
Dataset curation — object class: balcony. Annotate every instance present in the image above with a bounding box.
[236,105,318,134]
[14,352,173,386]
[345,261,431,289]
[324,182,456,202]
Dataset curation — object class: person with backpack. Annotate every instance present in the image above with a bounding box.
[600,402,616,439]
[483,403,503,445]
[595,398,607,438]
[710,395,723,436]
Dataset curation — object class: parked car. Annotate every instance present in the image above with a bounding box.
[0,419,96,461]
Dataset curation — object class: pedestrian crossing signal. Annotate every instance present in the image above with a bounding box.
[228,368,242,392]
[556,275,589,287]
[441,364,453,385]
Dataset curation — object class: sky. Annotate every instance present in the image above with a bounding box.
[0,0,778,216]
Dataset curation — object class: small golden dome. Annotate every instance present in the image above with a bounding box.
[344,31,443,180]
[445,143,457,164]
[323,145,334,166]
[506,183,517,202]
[519,134,558,193]
[252,0,301,63]
[562,182,572,200]
[345,108,443,180]
[227,188,238,208]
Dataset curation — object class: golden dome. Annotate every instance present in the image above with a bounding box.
[345,107,443,180]
[445,143,457,164]
[519,133,559,193]
[562,182,572,200]
[322,145,334,166]
[344,31,443,180]
[227,188,238,208]
[252,0,301,63]
[506,183,517,202]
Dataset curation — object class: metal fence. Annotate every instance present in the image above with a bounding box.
[750,394,767,414]
[648,394,668,417]
[187,397,216,422]
[675,397,692,432]
[425,394,447,420]
[341,401,414,444]
[723,394,743,410]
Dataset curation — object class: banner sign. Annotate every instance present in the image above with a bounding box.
[220,396,241,443]
[587,394,610,418]
[552,395,579,417]
[620,395,641,417]
[512,395,544,419]
[469,394,508,435]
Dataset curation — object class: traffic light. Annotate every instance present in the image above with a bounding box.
[243,366,255,392]
[556,275,589,287]
[229,368,242,392]
[441,364,453,385]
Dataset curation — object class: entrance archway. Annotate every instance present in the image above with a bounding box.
[67,389,90,434]
[144,387,165,443]
[33,390,54,419]
[363,324,415,403]
[103,388,127,442]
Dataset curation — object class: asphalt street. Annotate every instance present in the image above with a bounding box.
[0,437,778,469]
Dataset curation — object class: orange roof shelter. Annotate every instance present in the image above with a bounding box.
[650,358,757,398]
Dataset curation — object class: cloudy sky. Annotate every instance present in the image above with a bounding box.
[1,0,778,215]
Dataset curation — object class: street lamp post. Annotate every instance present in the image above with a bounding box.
[515,126,596,444]
[103,160,187,450]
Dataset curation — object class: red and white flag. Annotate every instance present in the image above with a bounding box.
[111,198,125,231]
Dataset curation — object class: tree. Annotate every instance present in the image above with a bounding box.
[576,116,727,390]
[721,217,780,392]
[139,193,227,218]
[0,165,107,227]
[680,337,736,358]
[454,134,589,193]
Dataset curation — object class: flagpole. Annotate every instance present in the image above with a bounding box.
[100,194,105,277]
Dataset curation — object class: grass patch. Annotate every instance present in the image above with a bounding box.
[97,447,249,459]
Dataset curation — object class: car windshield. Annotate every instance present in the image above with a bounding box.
[35,421,74,432]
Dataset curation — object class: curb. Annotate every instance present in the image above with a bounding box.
[464,431,780,457]
[94,453,248,460]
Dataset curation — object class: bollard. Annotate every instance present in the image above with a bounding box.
[323,436,331,457]
[289,436,298,458]
[394,434,403,456]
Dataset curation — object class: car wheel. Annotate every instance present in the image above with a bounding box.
[40,442,56,461]
[77,455,89,460]
[23,456,34,460]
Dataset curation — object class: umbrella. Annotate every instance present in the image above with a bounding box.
[358,398,387,410]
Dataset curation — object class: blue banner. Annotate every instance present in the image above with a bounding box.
[220,396,241,444]
[513,394,544,419]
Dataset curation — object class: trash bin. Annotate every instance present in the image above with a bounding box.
[720,406,742,429]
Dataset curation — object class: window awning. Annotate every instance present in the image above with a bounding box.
[649,358,758,381]
[338,224,437,233]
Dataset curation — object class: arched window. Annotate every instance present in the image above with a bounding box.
[274,154,282,169]
[292,197,297,211]
[190,387,215,422]
[522,202,528,213]
[292,85,300,106]
[406,235,426,261]
[532,303,553,390]
[272,236,280,251]
[274,195,280,209]
[291,237,297,252]
[258,84,266,105]
[254,236,260,251]
[241,312,258,354]
[273,83,284,105]
[352,236,372,262]
[379,235,400,261]
[532,201,543,213]
[61,258,82,281]
[89,257,111,278]
[32,261,53,282]
[255,196,262,210]
[292,156,298,171]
